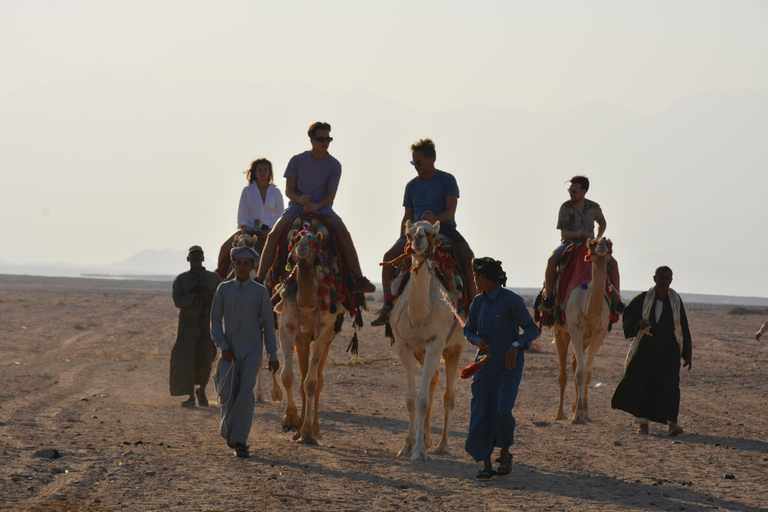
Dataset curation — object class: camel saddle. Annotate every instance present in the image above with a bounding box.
[264,214,367,324]
[387,232,469,315]
[534,242,619,328]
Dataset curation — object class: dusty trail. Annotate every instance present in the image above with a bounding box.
[1,275,766,511]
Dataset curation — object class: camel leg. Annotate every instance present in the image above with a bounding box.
[414,350,436,450]
[582,327,608,422]
[410,337,443,461]
[568,325,588,424]
[280,322,301,432]
[298,327,334,445]
[271,368,283,402]
[254,364,264,404]
[271,340,283,402]
[396,342,418,459]
[553,330,570,421]
[310,336,333,440]
[293,339,311,441]
[435,342,462,454]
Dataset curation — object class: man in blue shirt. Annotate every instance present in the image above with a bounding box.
[463,257,539,480]
[372,138,476,326]
[210,246,279,458]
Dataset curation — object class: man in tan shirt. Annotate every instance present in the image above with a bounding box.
[540,175,620,311]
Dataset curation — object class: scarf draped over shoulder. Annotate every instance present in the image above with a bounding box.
[624,286,684,370]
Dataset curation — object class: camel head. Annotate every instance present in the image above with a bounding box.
[585,237,613,263]
[288,223,323,264]
[404,220,441,258]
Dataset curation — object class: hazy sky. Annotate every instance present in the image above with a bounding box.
[1,1,767,297]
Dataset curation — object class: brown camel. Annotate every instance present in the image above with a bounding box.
[551,237,613,424]
[273,220,346,445]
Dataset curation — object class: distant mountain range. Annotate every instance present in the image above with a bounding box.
[2,248,767,306]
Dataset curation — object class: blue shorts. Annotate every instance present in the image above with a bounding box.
[552,241,571,257]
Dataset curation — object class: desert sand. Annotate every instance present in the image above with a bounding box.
[1,274,766,512]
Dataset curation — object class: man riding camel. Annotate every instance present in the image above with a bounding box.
[255,122,375,294]
[372,138,475,326]
[540,175,620,312]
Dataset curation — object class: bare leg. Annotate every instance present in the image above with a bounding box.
[217,231,239,276]
[256,216,293,281]
[544,252,560,299]
[456,242,476,299]
[381,238,407,296]
[325,217,363,278]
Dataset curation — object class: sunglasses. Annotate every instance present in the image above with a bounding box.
[410,160,425,166]
[568,188,583,194]
[312,136,333,143]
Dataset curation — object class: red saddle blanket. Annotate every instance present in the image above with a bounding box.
[556,242,612,308]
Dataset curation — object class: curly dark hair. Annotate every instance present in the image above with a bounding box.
[244,159,274,184]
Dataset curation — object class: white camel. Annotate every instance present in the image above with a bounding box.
[390,220,465,461]
[552,237,613,424]
[274,220,346,445]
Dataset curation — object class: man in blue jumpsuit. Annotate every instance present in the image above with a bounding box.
[210,246,279,458]
[463,257,539,480]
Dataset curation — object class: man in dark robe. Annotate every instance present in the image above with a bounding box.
[170,245,222,407]
[611,266,692,435]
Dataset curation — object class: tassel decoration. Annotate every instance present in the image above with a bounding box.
[460,354,490,379]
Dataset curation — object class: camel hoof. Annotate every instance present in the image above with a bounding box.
[292,431,301,441]
[397,446,412,458]
[571,415,587,425]
[272,388,283,402]
[552,411,568,421]
[297,436,318,446]
[281,413,300,432]
[433,444,452,455]
[410,450,433,462]
[255,394,264,404]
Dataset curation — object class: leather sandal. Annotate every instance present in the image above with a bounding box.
[476,467,497,481]
[496,455,513,477]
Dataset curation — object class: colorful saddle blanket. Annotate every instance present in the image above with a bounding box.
[264,214,367,322]
[386,233,469,317]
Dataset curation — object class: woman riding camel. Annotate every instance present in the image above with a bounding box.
[217,159,284,277]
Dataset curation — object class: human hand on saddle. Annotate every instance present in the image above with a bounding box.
[221,349,234,362]
[268,360,280,374]
[477,339,490,352]
[638,320,652,332]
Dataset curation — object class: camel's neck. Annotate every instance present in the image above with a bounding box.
[586,256,609,321]
[296,257,317,309]
[407,256,432,324]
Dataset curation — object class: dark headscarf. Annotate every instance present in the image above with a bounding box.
[472,257,507,287]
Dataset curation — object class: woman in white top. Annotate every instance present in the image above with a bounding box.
[217,159,285,277]
[237,158,284,232]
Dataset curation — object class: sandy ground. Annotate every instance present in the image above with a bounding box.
[1,274,767,512]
